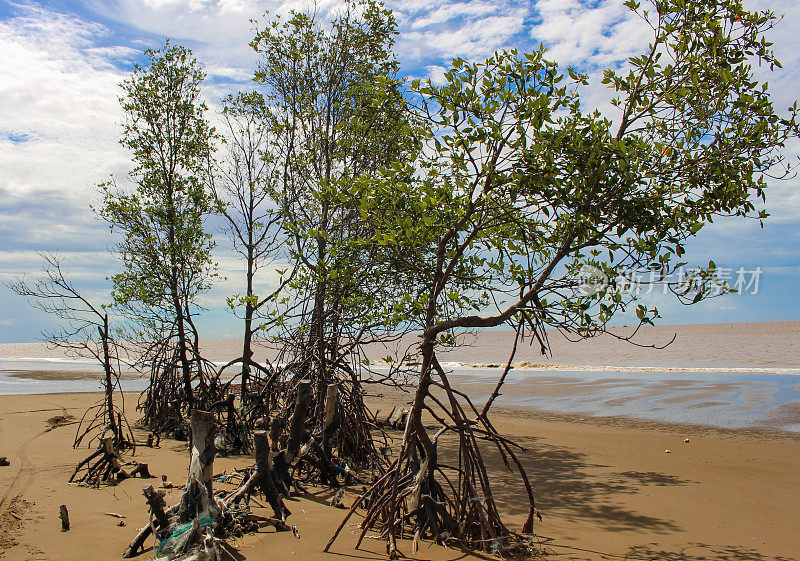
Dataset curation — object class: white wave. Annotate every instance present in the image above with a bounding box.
[0,356,99,365]
[459,363,800,374]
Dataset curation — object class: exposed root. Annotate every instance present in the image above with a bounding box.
[326,351,540,557]
[69,436,151,487]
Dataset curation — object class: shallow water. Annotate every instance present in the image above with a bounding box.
[2,358,799,432]
[0,372,151,395]
[2,321,800,432]
[445,367,800,432]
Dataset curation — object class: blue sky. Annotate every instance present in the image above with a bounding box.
[1,0,799,342]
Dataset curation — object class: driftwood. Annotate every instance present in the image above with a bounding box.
[124,409,297,561]
[69,436,127,486]
[123,410,218,560]
[122,485,174,558]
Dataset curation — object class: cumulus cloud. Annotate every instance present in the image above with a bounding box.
[0,4,131,197]
[528,0,650,68]
[85,0,301,75]
[389,0,529,62]
[423,64,448,84]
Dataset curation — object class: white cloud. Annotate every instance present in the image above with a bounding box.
[0,250,115,280]
[0,4,131,204]
[408,2,497,29]
[424,64,448,84]
[391,0,529,62]
[529,0,650,68]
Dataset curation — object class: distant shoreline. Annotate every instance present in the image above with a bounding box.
[2,369,144,381]
[3,362,800,382]
[1,318,798,345]
[2,320,799,370]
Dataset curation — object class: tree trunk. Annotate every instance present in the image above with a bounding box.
[271,380,312,493]
[321,382,339,459]
[286,381,312,462]
[174,299,194,412]
[100,315,117,439]
[225,431,288,520]
[241,243,255,403]
[241,315,253,402]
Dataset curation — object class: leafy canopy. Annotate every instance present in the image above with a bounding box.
[98,42,218,319]
[352,0,798,341]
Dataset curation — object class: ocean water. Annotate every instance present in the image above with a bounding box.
[2,321,799,431]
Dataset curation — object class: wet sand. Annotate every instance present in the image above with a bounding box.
[0,392,798,561]
[2,370,142,381]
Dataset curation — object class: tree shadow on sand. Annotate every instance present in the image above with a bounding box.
[435,435,686,533]
[536,541,797,561]
[622,542,797,561]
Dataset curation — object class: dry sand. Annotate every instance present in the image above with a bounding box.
[0,392,798,561]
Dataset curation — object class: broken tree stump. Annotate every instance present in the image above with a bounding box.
[178,409,217,523]
[129,462,153,479]
[286,381,312,463]
[123,411,218,560]
[290,383,347,488]
[124,407,301,560]
[69,435,129,486]
[144,484,169,528]
[271,381,312,494]
[122,485,174,558]
[225,431,289,520]
[59,505,70,531]
[323,384,339,435]
[317,383,342,486]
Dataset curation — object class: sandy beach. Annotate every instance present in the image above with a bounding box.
[0,391,798,561]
